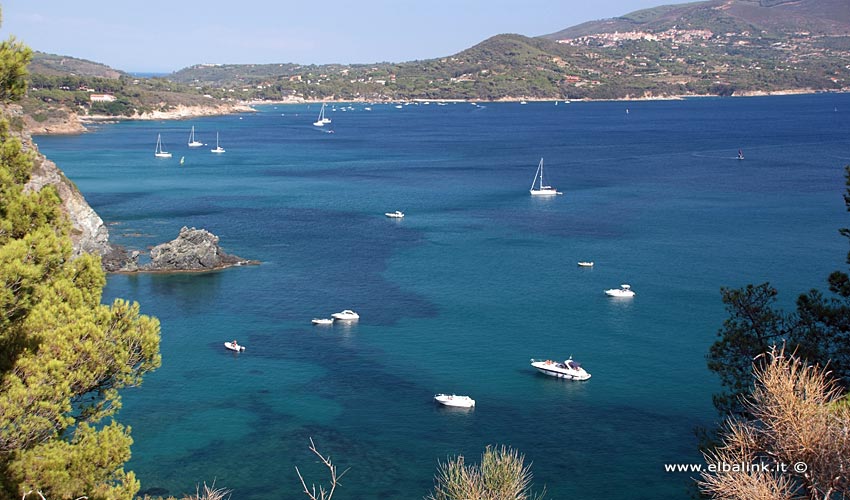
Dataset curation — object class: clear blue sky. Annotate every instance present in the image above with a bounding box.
[1,0,669,73]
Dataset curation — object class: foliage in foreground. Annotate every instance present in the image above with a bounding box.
[427,445,544,500]
[699,348,850,499]
[708,165,850,420]
[0,13,161,499]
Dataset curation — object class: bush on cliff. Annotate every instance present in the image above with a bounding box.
[0,12,161,499]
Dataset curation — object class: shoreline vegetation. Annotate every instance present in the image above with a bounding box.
[27,87,838,136]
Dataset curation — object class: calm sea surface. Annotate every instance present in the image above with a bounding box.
[34,94,850,499]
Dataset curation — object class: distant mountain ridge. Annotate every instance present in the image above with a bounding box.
[23,0,850,111]
[545,0,850,40]
[30,51,124,79]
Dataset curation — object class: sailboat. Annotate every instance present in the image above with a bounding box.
[210,132,225,154]
[313,103,331,126]
[155,134,172,158]
[187,126,203,147]
[529,158,561,196]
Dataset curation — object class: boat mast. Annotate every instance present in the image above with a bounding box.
[539,158,544,189]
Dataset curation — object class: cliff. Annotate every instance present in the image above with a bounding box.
[12,105,254,273]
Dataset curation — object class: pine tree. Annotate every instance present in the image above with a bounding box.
[0,13,161,500]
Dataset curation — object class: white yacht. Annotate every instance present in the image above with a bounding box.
[385,211,405,218]
[529,158,561,196]
[434,394,475,408]
[605,284,635,297]
[331,310,359,321]
[311,318,334,325]
[313,103,331,126]
[154,134,172,158]
[210,132,225,154]
[530,357,590,381]
[577,261,594,267]
[188,126,203,147]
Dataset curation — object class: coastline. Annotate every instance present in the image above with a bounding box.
[29,88,845,136]
[29,102,257,136]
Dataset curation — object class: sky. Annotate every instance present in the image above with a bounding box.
[0,0,669,73]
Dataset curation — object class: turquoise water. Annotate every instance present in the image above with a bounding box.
[34,95,850,499]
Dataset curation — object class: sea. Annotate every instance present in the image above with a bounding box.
[33,94,850,499]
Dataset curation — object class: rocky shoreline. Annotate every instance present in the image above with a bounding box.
[27,102,256,136]
[15,120,258,274]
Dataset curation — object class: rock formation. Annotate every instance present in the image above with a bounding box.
[14,110,255,273]
[139,227,256,272]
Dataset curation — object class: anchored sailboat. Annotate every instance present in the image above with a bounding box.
[210,132,225,154]
[313,103,331,126]
[529,158,561,195]
[154,134,172,158]
[188,126,203,147]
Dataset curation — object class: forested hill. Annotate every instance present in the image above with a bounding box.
[167,0,850,101]
[545,0,850,40]
[30,51,125,79]
[23,0,850,109]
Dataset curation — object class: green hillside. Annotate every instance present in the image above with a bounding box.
[20,0,850,124]
[166,0,850,101]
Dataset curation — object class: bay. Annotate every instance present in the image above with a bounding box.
[33,94,850,499]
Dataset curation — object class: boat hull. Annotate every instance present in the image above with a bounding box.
[434,394,475,408]
[331,310,359,321]
[530,361,591,381]
[224,342,245,352]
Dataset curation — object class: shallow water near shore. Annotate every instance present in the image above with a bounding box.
[34,94,850,499]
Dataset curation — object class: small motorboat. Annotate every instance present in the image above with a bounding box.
[385,211,405,218]
[605,284,635,297]
[312,318,334,325]
[737,149,745,160]
[331,310,360,321]
[530,357,591,381]
[434,394,475,408]
[577,261,594,267]
[224,341,245,352]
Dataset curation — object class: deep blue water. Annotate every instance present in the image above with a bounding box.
[34,95,850,499]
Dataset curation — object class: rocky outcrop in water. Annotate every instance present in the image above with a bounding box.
[15,112,256,273]
[137,227,257,272]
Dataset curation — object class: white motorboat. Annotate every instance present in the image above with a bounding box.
[434,394,475,408]
[224,341,245,352]
[737,149,744,160]
[385,211,405,218]
[577,261,594,267]
[154,133,172,158]
[530,357,591,381]
[311,318,334,325]
[605,284,635,297]
[529,157,562,196]
[331,310,359,321]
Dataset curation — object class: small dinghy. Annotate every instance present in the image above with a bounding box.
[312,318,334,325]
[224,340,245,352]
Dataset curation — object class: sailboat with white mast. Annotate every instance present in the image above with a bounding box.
[529,158,561,195]
[313,103,331,126]
[188,126,203,147]
[155,134,172,158]
[210,132,225,154]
